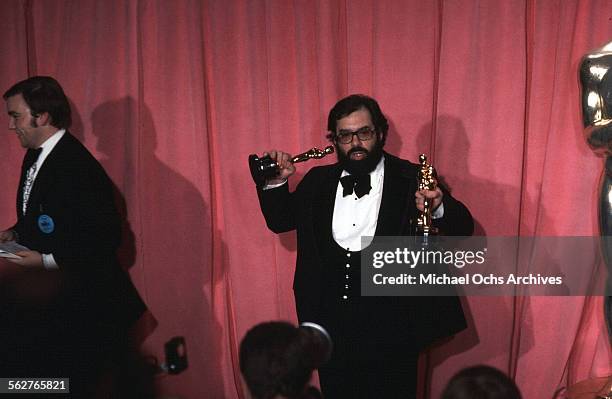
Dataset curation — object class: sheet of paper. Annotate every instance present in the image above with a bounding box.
[0,241,29,259]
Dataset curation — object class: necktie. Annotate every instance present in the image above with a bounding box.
[23,148,43,170]
[22,148,42,215]
[340,174,371,198]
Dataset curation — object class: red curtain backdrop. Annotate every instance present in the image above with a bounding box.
[0,1,611,397]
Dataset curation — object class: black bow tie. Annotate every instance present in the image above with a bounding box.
[24,148,43,170]
[340,174,371,198]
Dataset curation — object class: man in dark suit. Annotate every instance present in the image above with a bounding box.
[255,95,473,398]
[0,76,146,396]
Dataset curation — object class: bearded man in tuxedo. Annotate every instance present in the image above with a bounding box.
[255,94,474,398]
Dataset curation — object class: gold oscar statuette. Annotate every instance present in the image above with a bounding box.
[579,40,612,341]
[248,145,335,187]
[416,154,439,237]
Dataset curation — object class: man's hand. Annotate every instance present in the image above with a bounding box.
[264,150,296,185]
[7,250,44,269]
[0,229,16,243]
[415,187,443,212]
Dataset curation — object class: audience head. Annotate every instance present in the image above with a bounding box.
[239,321,331,399]
[441,365,522,399]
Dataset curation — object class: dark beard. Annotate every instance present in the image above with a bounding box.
[336,141,384,176]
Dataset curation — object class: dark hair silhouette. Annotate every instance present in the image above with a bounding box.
[441,365,522,399]
[4,76,72,129]
[239,321,326,399]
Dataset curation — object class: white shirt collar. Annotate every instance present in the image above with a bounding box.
[36,129,65,167]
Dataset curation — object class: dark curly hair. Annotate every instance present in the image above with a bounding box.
[3,76,72,129]
[326,94,389,145]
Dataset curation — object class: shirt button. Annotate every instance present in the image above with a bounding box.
[343,295,348,299]
[345,285,349,289]
[345,275,349,279]
[346,253,351,257]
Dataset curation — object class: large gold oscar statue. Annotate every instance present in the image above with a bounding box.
[579,40,612,344]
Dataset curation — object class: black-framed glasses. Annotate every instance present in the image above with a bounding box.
[334,127,376,144]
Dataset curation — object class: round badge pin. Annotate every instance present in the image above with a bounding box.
[38,214,55,234]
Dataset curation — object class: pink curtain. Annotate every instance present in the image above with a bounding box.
[0,1,610,397]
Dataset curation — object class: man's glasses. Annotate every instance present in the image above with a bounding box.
[334,127,376,144]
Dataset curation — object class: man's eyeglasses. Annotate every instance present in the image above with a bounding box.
[334,127,376,144]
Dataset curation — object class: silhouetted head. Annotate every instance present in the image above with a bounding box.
[441,365,522,399]
[239,321,330,399]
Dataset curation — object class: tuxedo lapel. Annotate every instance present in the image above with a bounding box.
[23,133,70,215]
[312,164,343,245]
[375,155,418,236]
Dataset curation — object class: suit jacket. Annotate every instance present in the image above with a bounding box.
[257,152,474,349]
[12,132,145,328]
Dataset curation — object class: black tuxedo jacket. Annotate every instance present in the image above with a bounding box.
[257,153,474,349]
[12,132,145,328]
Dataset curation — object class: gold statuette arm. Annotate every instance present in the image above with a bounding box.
[290,146,335,163]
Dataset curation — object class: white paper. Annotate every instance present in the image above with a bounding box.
[0,241,29,259]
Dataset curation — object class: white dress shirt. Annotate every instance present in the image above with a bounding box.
[265,155,444,252]
[332,157,385,251]
[332,156,444,251]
